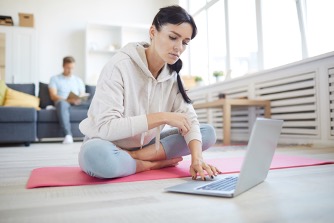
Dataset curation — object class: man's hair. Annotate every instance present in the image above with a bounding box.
[63,56,75,66]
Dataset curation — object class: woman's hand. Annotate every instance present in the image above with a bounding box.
[147,112,190,135]
[190,158,222,180]
[164,112,191,136]
[188,140,221,180]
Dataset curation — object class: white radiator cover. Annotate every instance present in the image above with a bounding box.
[329,67,334,137]
[188,52,334,146]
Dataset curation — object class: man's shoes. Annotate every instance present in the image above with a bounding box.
[63,135,74,144]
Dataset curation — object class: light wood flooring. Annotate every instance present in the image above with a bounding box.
[0,142,333,223]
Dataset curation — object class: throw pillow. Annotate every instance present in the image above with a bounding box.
[4,87,41,110]
[38,82,54,108]
[0,80,7,105]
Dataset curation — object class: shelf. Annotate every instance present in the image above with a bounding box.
[0,25,34,31]
[85,22,150,85]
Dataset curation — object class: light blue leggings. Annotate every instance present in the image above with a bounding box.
[78,124,216,179]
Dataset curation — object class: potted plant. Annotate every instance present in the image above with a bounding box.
[194,76,203,86]
[213,71,224,82]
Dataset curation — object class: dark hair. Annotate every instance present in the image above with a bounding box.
[63,56,75,66]
[152,5,197,104]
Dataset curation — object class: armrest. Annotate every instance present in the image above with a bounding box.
[0,106,37,122]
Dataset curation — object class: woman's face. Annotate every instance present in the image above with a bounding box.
[150,23,192,65]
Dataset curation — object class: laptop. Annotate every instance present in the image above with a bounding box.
[165,118,283,198]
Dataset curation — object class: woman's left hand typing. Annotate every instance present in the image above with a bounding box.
[190,158,221,180]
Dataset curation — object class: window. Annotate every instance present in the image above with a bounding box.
[306,0,334,57]
[189,0,207,14]
[185,0,334,86]
[261,0,302,69]
[229,0,258,77]
[189,10,209,83]
[207,0,226,82]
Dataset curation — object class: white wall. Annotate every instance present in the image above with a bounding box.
[0,0,178,83]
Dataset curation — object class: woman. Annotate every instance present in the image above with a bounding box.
[79,5,221,181]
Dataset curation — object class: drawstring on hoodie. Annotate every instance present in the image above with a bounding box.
[140,80,163,151]
[154,82,163,151]
[140,78,151,149]
[120,42,173,151]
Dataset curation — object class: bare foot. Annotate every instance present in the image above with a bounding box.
[135,157,183,173]
[123,144,166,162]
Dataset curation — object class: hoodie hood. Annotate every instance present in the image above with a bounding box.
[120,42,175,83]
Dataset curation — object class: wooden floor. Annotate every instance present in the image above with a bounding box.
[0,142,333,223]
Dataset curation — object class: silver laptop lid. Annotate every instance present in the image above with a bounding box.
[234,118,283,196]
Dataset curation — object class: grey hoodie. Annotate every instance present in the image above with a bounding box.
[79,42,201,149]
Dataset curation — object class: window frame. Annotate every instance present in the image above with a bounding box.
[185,0,310,81]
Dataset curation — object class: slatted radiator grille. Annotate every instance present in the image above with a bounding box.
[190,92,208,124]
[255,72,318,136]
[329,67,334,136]
[191,87,249,140]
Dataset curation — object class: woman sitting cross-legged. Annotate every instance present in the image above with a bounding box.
[78,5,221,181]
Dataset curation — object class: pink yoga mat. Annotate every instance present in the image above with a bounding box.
[26,154,334,189]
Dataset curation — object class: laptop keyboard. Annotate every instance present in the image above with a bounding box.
[197,176,238,191]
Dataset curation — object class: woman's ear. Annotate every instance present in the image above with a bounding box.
[149,25,156,40]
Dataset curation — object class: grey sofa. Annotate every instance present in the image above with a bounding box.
[0,82,95,146]
[0,84,37,146]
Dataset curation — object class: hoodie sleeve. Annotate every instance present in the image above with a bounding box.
[172,91,202,145]
[79,63,148,141]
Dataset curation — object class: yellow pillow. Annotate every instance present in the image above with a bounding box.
[4,87,41,110]
[0,80,7,106]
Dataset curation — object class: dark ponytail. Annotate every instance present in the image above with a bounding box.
[152,5,197,104]
[168,60,192,104]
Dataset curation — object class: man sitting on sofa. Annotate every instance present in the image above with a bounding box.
[49,56,88,144]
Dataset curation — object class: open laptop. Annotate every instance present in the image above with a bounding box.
[165,118,283,198]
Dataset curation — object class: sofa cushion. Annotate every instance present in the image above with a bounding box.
[38,108,88,122]
[69,107,89,122]
[0,122,37,143]
[4,87,41,110]
[0,107,37,122]
[0,80,7,105]
[38,82,54,108]
[85,85,96,99]
[7,83,35,96]
[37,109,57,122]
[37,122,84,138]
